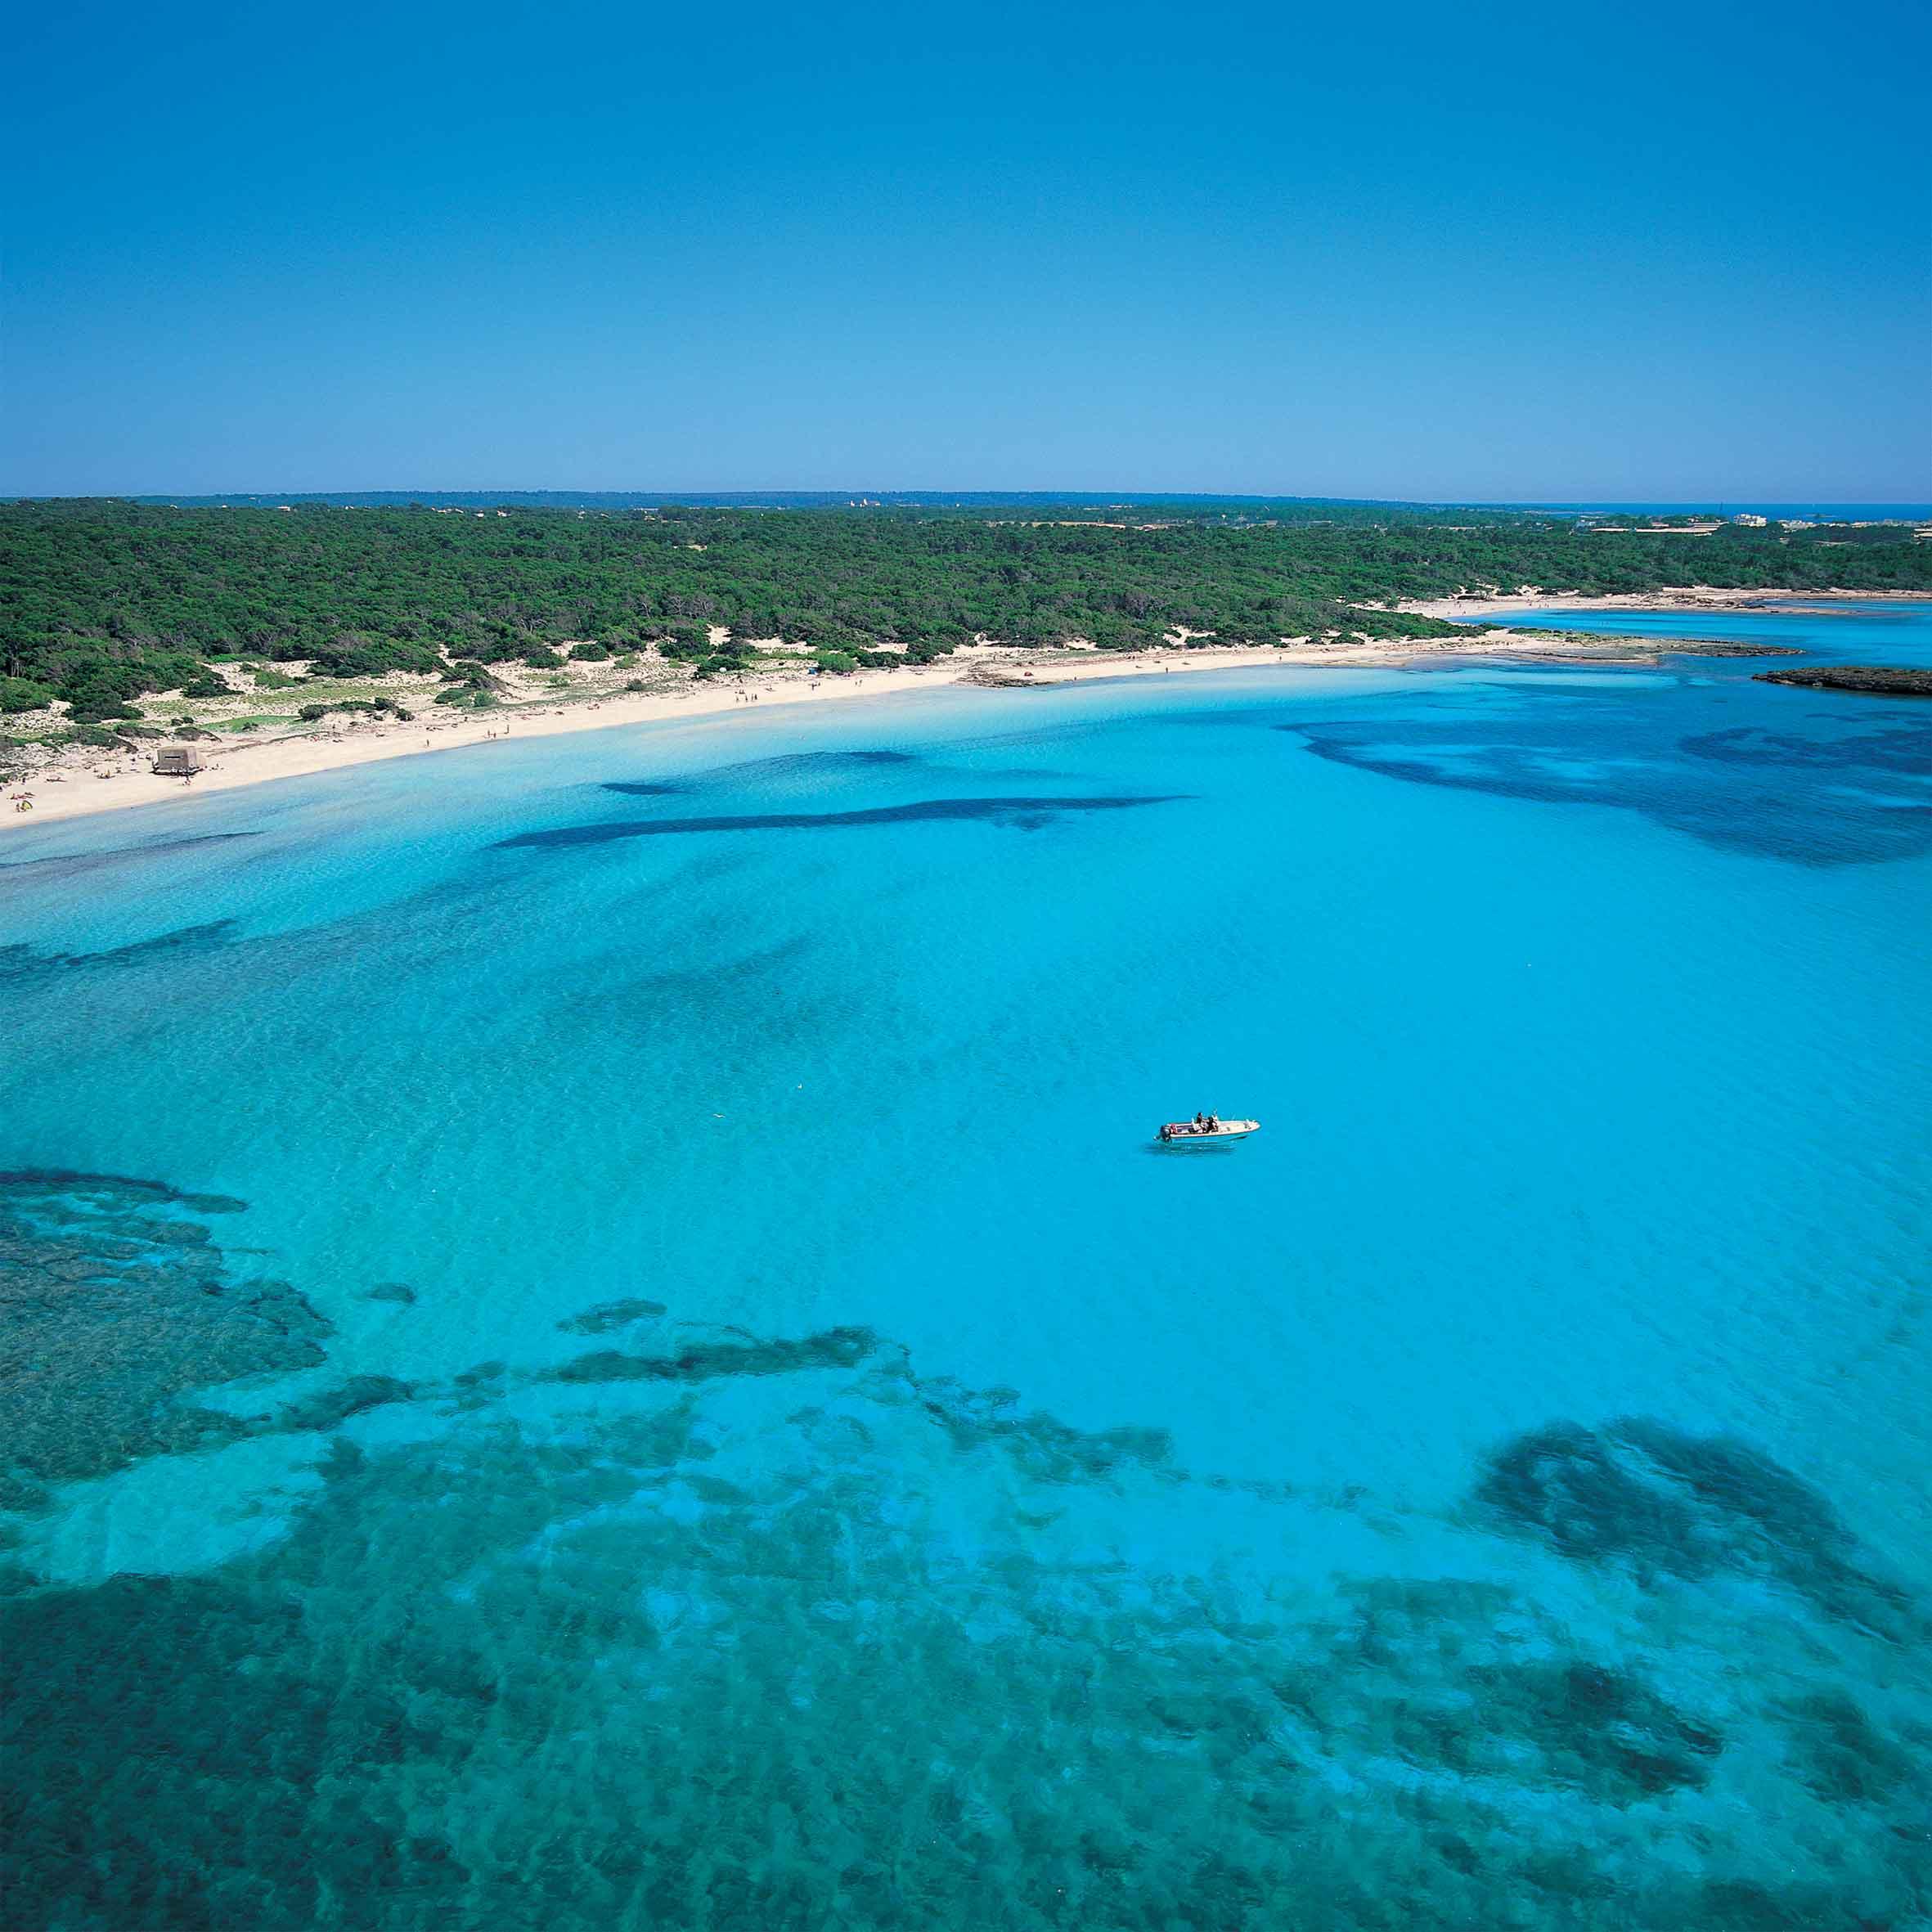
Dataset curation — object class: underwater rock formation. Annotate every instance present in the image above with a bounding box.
[1475,1418,1916,1638]
[4,1176,1926,1927]
[275,1376,416,1434]
[0,1171,329,1507]
[556,1296,667,1333]
[545,1324,878,1386]
[6,1366,1927,1930]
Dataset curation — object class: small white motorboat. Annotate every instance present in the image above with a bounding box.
[1157,1116,1259,1144]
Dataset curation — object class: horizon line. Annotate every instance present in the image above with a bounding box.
[13,487,1931,514]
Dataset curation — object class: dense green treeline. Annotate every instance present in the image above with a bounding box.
[2,500,1928,719]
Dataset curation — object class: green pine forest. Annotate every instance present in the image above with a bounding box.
[3,498,1928,721]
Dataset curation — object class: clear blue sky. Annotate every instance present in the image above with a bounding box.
[5,0,1928,501]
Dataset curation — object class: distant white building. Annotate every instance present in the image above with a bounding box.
[1731,512,1769,527]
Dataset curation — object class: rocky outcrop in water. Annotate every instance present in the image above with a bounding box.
[1756,664,1932,696]
[1658,640,1803,657]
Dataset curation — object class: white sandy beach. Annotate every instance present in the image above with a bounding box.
[2,594,1884,830]
[4,646,1341,827]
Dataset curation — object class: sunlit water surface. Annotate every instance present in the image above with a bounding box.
[3,604,1930,1928]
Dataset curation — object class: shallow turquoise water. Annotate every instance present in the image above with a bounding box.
[4,607,1930,1927]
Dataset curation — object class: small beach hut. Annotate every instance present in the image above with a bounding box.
[152,744,206,776]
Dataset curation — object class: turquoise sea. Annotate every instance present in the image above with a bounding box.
[4,604,1930,1929]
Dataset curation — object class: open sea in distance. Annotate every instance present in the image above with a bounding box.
[3,601,1930,1929]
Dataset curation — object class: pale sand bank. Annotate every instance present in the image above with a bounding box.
[0,605,1877,832]
[1400,587,1930,621]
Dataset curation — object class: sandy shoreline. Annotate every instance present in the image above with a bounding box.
[5,648,1342,827]
[1399,586,1930,621]
[7,591,1916,830]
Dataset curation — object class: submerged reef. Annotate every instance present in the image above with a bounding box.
[0,1229,1924,1924]
[2,1229,1928,1926]
[0,1171,328,1507]
[1476,1418,1917,1641]
[1278,685,1932,865]
[555,1295,667,1333]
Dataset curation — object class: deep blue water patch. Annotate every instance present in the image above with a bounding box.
[611,746,923,796]
[0,829,262,879]
[602,747,1081,800]
[619,934,812,1005]
[1279,687,1932,864]
[1681,723,1932,776]
[0,919,242,984]
[496,793,1188,849]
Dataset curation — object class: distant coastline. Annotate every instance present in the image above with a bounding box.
[119,491,1932,522]
[1400,586,1932,621]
